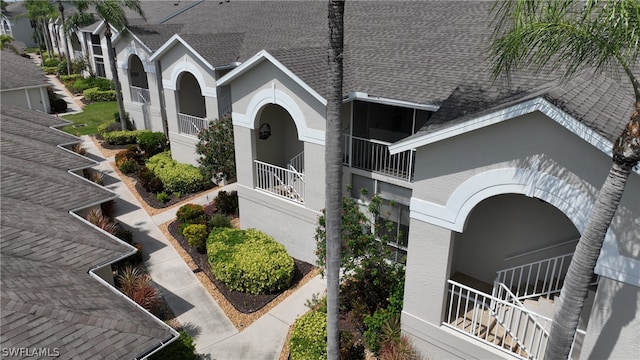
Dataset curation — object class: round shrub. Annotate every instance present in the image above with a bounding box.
[176,203,207,225]
[137,167,164,193]
[156,191,170,203]
[289,310,327,360]
[183,224,208,253]
[207,228,294,294]
[209,213,232,229]
[118,158,139,174]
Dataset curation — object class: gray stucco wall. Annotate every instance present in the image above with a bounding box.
[403,111,640,358]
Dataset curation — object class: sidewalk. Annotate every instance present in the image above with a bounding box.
[81,136,326,359]
[28,53,84,115]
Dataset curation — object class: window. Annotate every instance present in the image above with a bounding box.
[377,200,410,264]
[91,34,102,55]
[95,58,106,78]
[351,100,433,143]
[351,174,411,264]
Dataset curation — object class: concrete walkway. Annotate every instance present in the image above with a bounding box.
[81,136,326,359]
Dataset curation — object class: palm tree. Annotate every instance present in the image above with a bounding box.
[24,0,57,59]
[58,0,71,75]
[489,1,639,358]
[326,1,345,358]
[73,0,145,130]
[63,11,95,74]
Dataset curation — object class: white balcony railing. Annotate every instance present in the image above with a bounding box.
[343,134,415,182]
[445,280,584,360]
[130,86,150,104]
[177,113,209,137]
[255,160,304,204]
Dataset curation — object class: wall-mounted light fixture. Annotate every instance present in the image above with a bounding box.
[259,123,271,140]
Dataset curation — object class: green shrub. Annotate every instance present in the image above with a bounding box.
[69,77,114,93]
[118,158,139,174]
[103,130,148,145]
[214,190,239,215]
[60,74,82,84]
[363,308,398,355]
[207,228,294,294]
[137,167,164,193]
[50,97,68,113]
[83,87,117,102]
[156,191,170,203]
[176,203,207,225]
[196,115,236,181]
[56,60,68,75]
[43,57,59,67]
[183,224,208,252]
[97,120,120,137]
[43,66,57,75]
[289,310,327,360]
[209,213,232,229]
[137,131,167,157]
[146,152,209,194]
[149,330,197,360]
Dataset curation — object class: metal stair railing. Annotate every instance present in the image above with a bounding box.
[493,282,551,359]
[495,253,573,301]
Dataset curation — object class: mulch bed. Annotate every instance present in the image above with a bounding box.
[168,220,315,314]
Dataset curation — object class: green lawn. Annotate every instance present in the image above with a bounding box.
[61,102,117,136]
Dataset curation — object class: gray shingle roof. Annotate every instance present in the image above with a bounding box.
[128,24,185,51]
[0,104,175,359]
[1,50,48,90]
[145,0,636,142]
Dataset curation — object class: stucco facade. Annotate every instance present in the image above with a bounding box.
[0,86,50,114]
[220,54,327,264]
[115,33,165,133]
[398,105,640,359]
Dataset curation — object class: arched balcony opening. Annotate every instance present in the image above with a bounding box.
[176,72,207,136]
[444,194,593,359]
[128,55,150,104]
[254,104,305,203]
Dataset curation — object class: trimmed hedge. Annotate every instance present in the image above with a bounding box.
[207,228,294,294]
[146,152,209,194]
[97,120,120,137]
[289,310,327,360]
[70,77,114,94]
[43,66,57,75]
[83,87,117,102]
[103,130,149,145]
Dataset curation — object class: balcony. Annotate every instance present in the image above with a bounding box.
[130,86,150,104]
[177,113,209,137]
[343,135,415,182]
[255,160,304,204]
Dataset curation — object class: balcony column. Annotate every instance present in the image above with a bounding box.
[402,219,454,325]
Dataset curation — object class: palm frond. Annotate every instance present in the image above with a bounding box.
[489,0,640,98]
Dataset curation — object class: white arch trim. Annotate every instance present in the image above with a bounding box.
[163,60,217,98]
[410,167,640,286]
[120,46,155,74]
[232,86,325,145]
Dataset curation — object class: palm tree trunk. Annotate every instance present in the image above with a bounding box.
[546,111,640,359]
[31,21,43,61]
[326,1,345,359]
[40,20,52,59]
[104,23,127,131]
[58,1,71,75]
